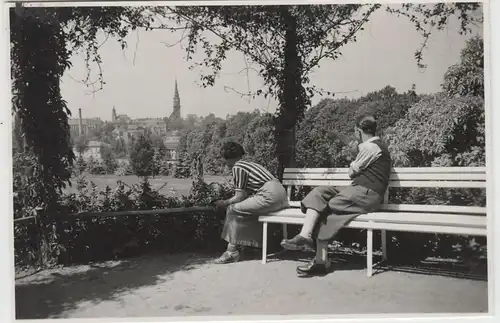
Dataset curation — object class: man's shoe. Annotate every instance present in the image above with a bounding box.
[296,260,331,277]
[281,235,315,252]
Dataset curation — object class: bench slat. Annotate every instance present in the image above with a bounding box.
[284,167,486,174]
[282,179,486,188]
[262,211,486,227]
[358,213,486,227]
[283,173,486,181]
[380,204,486,215]
[257,216,486,236]
[284,202,486,215]
[347,221,487,236]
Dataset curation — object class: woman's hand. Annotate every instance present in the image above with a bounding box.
[214,200,229,209]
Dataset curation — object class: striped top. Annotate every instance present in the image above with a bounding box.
[232,160,276,194]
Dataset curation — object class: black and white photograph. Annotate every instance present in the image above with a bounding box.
[2,0,497,321]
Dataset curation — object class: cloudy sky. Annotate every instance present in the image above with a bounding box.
[60,4,483,122]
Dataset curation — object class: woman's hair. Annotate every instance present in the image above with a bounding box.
[355,114,377,136]
[221,141,246,159]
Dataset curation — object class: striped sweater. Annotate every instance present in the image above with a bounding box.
[232,160,276,194]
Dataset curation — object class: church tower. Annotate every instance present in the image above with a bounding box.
[170,80,181,120]
[112,106,117,122]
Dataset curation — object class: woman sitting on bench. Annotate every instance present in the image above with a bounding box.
[213,141,289,264]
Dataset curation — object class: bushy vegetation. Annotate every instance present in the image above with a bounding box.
[14,176,234,267]
[13,36,486,270]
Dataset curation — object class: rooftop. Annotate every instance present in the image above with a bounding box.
[68,118,103,125]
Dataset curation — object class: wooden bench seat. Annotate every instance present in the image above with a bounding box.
[258,167,487,277]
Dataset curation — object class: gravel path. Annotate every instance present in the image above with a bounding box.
[15,252,488,319]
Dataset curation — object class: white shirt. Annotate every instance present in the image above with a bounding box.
[349,136,382,176]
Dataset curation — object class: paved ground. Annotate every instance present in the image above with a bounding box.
[15,252,488,319]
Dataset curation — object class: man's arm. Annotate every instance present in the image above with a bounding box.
[349,142,382,178]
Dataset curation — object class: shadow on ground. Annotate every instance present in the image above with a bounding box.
[15,252,214,319]
[15,250,487,319]
[266,250,488,281]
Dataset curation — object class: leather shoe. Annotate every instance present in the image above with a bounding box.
[296,260,331,277]
[281,234,315,252]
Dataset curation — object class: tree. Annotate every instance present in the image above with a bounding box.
[129,133,155,176]
[379,37,485,261]
[12,110,25,153]
[174,152,191,179]
[384,37,485,168]
[74,135,89,157]
[100,144,117,173]
[385,94,484,167]
[168,117,184,131]
[151,140,169,176]
[113,137,127,157]
[225,111,261,144]
[10,3,482,202]
[243,113,279,175]
[153,3,481,178]
[155,5,380,178]
[296,98,356,168]
[102,122,116,134]
[10,5,154,214]
[442,36,484,98]
[355,85,420,132]
[10,3,482,265]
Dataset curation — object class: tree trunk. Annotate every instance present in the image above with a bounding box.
[275,8,304,181]
[11,10,72,267]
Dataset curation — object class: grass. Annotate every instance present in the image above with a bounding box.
[64,174,230,197]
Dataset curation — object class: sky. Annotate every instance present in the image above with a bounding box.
[60,4,483,122]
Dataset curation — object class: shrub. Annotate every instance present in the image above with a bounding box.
[14,176,235,267]
[114,161,134,176]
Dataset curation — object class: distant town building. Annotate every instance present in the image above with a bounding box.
[68,108,104,137]
[162,80,182,166]
[111,106,133,124]
[73,140,112,160]
[170,79,181,121]
[70,80,183,164]
[112,106,117,122]
[164,132,180,166]
[135,118,168,136]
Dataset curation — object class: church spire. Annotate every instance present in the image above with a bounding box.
[170,79,181,120]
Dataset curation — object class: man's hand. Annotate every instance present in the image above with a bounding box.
[214,200,229,209]
[348,140,359,155]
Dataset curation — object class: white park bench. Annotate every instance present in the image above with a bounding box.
[258,167,487,277]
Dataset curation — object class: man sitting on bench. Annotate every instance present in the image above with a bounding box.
[280,114,392,276]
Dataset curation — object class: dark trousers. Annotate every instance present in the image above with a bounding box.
[300,185,383,241]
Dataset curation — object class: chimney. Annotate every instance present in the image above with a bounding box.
[78,108,83,135]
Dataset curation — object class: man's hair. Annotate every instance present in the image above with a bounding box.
[221,141,246,159]
[355,114,377,136]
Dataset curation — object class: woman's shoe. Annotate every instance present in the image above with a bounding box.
[213,251,240,264]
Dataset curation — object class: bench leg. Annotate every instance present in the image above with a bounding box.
[315,240,329,266]
[261,222,268,264]
[282,224,288,240]
[367,227,373,278]
[381,229,388,261]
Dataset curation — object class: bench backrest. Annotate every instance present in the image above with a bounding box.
[282,167,487,215]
